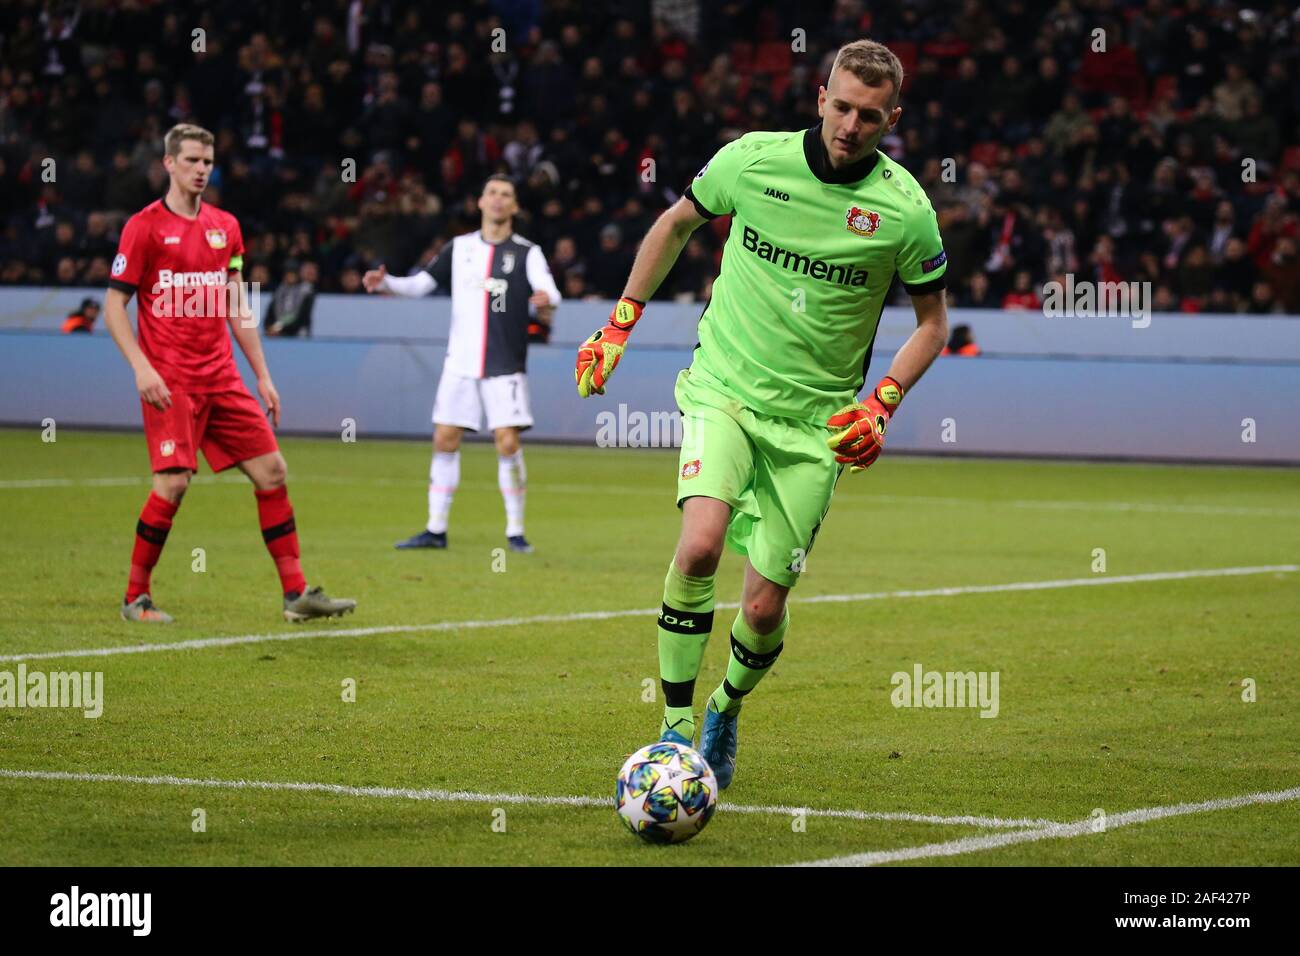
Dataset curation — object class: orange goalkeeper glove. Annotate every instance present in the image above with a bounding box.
[826,376,904,472]
[575,296,644,397]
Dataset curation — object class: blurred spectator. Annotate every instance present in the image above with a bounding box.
[1235,95,1280,170]
[586,224,634,299]
[941,324,981,356]
[1215,237,1256,309]
[961,271,996,308]
[1043,93,1093,160]
[1248,196,1298,270]
[1261,237,1300,313]
[0,0,1295,319]
[1177,245,1213,310]
[1002,270,1041,310]
[1248,280,1282,314]
[265,260,317,337]
[1212,62,1258,124]
[504,122,544,183]
[549,236,585,289]
[1209,202,1237,263]
[61,297,99,334]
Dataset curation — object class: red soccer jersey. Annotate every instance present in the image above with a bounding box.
[109,198,247,392]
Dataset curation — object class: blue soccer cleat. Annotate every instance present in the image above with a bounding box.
[659,726,692,747]
[698,699,738,789]
[506,534,534,553]
[395,530,447,549]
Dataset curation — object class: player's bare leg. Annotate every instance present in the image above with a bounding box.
[494,425,531,552]
[238,451,356,621]
[675,496,730,576]
[398,424,463,549]
[700,560,789,789]
[121,468,190,623]
[151,469,191,504]
[656,496,730,745]
[738,561,790,633]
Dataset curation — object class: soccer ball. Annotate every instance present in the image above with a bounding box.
[615,741,718,844]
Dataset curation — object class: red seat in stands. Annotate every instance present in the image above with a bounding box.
[731,41,754,74]
[754,40,792,75]
[890,40,918,75]
[1152,74,1178,103]
[969,141,1001,168]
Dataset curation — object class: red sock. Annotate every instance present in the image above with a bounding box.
[126,491,179,603]
[256,485,307,596]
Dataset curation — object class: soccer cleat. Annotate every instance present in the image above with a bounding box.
[283,585,357,622]
[506,534,534,554]
[698,699,738,789]
[121,593,174,624]
[395,530,447,549]
[659,726,693,747]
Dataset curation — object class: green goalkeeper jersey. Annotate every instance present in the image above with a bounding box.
[683,124,948,422]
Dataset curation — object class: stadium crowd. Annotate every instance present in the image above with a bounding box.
[2,0,1299,321]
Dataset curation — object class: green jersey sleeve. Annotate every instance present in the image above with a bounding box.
[895,191,948,294]
[684,137,750,219]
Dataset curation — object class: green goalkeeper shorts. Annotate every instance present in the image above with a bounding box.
[674,366,843,588]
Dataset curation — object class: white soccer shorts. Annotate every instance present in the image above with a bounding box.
[432,370,534,432]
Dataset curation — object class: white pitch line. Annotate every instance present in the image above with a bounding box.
[795,564,1298,606]
[852,493,1300,519]
[792,785,1300,866]
[1,564,1293,664]
[0,475,245,489]
[0,769,1055,830]
[2,473,1297,519]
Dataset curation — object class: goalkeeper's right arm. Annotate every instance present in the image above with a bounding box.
[574,198,708,397]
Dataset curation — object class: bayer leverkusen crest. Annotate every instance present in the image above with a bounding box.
[205,229,227,249]
[845,207,882,238]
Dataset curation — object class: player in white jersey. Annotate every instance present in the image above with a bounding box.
[363,175,562,552]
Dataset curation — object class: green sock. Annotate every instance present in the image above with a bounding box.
[709,608,788,716]
[657,560,716,740]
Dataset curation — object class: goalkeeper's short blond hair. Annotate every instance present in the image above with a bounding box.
[830,40,904,107]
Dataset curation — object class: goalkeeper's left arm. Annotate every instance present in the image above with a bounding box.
[827,289,948,471]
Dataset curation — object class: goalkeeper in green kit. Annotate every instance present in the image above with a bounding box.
[575,40,949,789]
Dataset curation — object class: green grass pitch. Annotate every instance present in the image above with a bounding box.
[0,427,1296,866]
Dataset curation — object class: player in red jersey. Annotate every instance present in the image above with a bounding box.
[104,123,356,623]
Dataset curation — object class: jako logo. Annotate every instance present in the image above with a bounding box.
[763,187,790,201]
[50,886,151,936]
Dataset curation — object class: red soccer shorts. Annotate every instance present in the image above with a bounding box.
[142,386,279,473]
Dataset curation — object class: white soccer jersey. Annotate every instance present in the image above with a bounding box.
[423,231,562,379]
